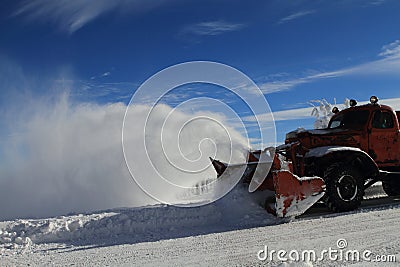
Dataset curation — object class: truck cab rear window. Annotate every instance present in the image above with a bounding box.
[329,110,370,129]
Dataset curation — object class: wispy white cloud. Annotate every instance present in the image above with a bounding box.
[181,20,246,36]
[259,69,348,94]
[51,79,138,102]
[13,0,167,34]
[90,70,113,80]
[259,40,400,94]
[369,0,386,6]
[278,10,315,24]
[379,39,400,58]
[272,97,400,121]
[243,97,400,123]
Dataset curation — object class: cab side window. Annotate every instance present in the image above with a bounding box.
[372,111,394,129]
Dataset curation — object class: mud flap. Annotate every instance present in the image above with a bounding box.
[272,170,325,218]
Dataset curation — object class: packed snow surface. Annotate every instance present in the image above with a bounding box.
[1,183,399,266]
[0,184,278,252]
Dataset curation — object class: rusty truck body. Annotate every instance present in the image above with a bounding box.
[212,96,400,217]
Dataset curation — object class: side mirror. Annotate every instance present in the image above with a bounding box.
[332,107,340,114]
[350,99,358,107]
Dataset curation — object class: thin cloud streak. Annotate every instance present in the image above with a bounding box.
[13,0,167,33]
[243,97,400,123]
[278,10,315,24]
[181,20,246,36]
[260,40,400,94]
[369,0,386,6]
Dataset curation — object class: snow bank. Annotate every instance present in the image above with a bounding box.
[0,183,277,252]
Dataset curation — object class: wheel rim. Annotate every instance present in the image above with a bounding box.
[336,175,358,202]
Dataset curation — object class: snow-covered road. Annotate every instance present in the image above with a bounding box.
[1,184,399,266]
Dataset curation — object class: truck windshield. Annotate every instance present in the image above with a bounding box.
[329,110,370,129]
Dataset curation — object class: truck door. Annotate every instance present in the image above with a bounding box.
[368,110,400,166]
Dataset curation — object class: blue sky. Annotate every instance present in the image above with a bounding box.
[1,0,400,143]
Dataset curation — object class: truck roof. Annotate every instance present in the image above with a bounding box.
[335,103,395,115]
[329,103,397,127]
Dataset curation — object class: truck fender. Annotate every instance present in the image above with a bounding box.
[305,146,380,179]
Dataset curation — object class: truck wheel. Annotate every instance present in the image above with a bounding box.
[382,177,400,196]
[323,163,364,212]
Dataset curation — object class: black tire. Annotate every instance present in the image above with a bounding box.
[382,176,400,196]
[323,162,364,212]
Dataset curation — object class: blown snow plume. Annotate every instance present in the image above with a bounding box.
[0,93,249,220]
[0,61,275,221]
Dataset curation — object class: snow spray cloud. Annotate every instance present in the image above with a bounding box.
[123,61,276,207]
[0,92,246,220]
[0,61,275,220]
[0,92,157,220]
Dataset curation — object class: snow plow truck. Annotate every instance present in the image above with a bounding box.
[211,96,400,218]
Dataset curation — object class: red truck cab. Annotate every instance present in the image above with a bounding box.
[286,97,400,171]
[328,102,400,169]
[283,96,400,212]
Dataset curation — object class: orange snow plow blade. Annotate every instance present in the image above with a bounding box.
[210,151,325,218]
[272,170,325,217]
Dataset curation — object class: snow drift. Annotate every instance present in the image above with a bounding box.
[0,183,277,252]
